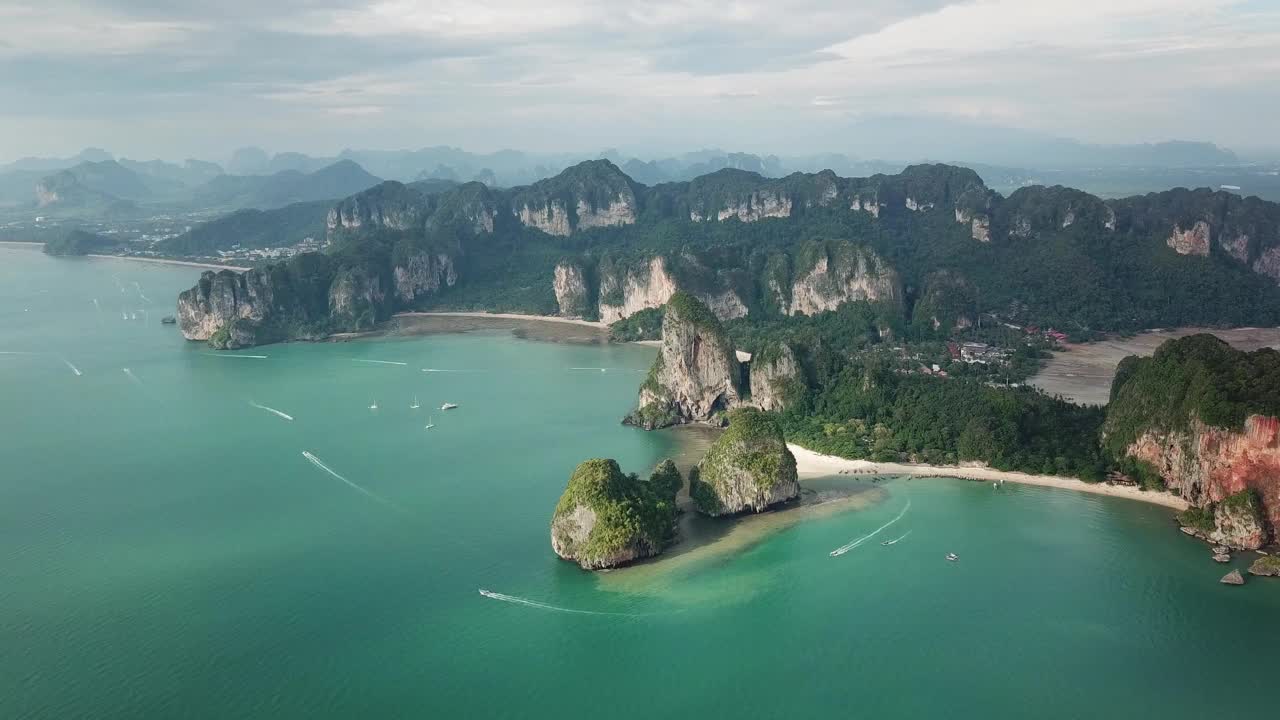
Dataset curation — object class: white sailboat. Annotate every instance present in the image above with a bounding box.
[410,395,421,410]
[425,416,435,430]
[369,400,379,410]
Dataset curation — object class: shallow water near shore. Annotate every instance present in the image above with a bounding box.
[2,247,1279,719]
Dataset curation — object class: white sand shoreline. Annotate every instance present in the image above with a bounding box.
[394,311,607,329]
[789,444,1189,510]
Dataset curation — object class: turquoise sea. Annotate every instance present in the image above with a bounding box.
[2,246,1277,719]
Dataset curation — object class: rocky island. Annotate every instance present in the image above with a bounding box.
[550,458,682,570]
[690,408,800,516]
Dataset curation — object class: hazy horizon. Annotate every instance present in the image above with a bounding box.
[4,1,1280,163]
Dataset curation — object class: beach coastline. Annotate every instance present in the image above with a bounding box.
[395,311,607,328]
[789,443,1190,510]
[86,255,250,272]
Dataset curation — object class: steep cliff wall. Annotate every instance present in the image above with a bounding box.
[785,241,900,316]
[1167,221,1212,256]
[1128,415,1280,547]
[748,342,802,412]
[517,201,571,236]
[328,266,386,328]
[553,262,590,318]
[1106,335,1280,547]
[512,159,638,236]
[597,257,679,324]
[327,181,427,232]
[393,252,456,303]
[626,292,741,429]
[177,269,277,348]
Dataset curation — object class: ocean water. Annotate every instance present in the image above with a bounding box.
[1,246,1277,719]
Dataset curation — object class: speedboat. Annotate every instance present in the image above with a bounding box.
[441,402,458,410]
[478,589,496,598]
[946,553,959,562]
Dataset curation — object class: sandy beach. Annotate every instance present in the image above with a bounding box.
[395,311,607,328]
[86,255,250,272]
[789,443,1189,510]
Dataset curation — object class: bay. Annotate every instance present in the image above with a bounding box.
[1,247,1276,719]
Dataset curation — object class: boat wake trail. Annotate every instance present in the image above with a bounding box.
[200,353,268,360]
[249,401,294,421]
[882,530,912,546]
[830,499,912,557]
[62,359,82,376]
[478,589,637,616]
[301,451,400,511]
[122,368,142,384]
[354,359,408,366]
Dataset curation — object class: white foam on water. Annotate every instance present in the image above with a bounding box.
[353,359,408,366]
[200,353,269,360]
[883,530,912,546]
[249,401,294,421]
[478,589,637,617]
[301,451,401,511]
[830,499,912,557]
[122,368,142,384]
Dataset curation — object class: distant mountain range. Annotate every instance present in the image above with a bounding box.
[3,158,384,218]
[4,134,1279,225]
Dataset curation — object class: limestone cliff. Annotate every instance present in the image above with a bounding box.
[177,254,389,349]
[626,292,741,429]
[690,408,800,516]
[553,261,590,317]
[327,181,428,232]
[178,269,278,349]
[785,241,900,316]
[328,265,386,329]
[1106,335,1280,547]
[512,159,638,236]
[393,252,456,303]
[1167,221,1212,256]
[550,458,679,570]
[748,342,802,412]
[597,257,678,324]
[1128,417,1279,548]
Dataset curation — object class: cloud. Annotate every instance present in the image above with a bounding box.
[0,0,1278,160]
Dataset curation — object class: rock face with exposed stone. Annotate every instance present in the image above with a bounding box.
[549,458,679,570]
[625,292,742,429]
[689,408,800,516]
[1221,569,1245,585]
[1249,555,1280,577]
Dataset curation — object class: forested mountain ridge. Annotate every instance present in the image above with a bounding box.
[177,159,1280,349]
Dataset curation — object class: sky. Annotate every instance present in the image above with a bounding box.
[2,0,1279,162]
